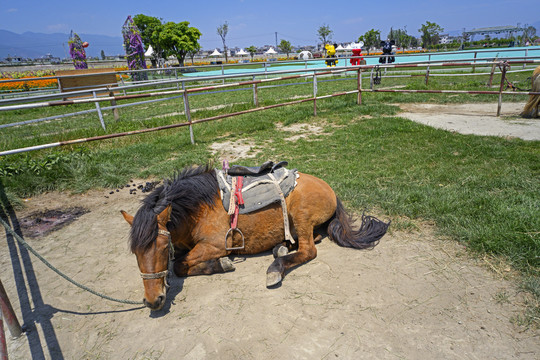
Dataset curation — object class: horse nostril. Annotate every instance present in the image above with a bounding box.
[158,295,166,305]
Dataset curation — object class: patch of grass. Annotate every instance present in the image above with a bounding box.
[1,67,539,320]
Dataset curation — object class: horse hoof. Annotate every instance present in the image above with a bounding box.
[272,245,289,258]
[219,257,235,272]
[266,271,282,288]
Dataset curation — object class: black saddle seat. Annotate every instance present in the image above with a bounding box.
[228,161,288,176]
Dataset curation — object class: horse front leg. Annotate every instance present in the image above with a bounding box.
[173,243,235,277]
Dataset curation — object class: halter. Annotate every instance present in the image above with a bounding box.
[139,229,175,289]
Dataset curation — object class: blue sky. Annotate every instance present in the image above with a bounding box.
[1,0,538,49]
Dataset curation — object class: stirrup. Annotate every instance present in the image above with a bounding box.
[225,227,245,251]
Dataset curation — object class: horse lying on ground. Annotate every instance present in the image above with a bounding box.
[121,164,390,311]
[521,65,540,118]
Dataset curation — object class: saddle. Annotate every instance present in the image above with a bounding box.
[227,160,288,176]
[216,161,298,249]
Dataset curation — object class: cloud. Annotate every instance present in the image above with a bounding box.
[47,24,69,32]
[343,17,364,25]
[6,8,17,13]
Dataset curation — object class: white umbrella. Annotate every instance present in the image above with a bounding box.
[210,49,222,56]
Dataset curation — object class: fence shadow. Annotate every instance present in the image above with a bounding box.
[0,180,64,359]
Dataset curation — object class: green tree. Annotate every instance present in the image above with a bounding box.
[317,24,333,48]
[100,50,106,60]
[217,21,229,63]
[133,14,164,65]
[158,21,202,66]
[388,28,411,50]
[358,29,381,55]
[246,45,257,61]
[278,39,292,58]
[419,21,444,49]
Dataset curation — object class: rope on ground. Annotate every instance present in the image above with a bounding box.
[0,215,143,305]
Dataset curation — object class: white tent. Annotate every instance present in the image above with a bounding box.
[265,47,277,54]
[236,49,248,56]
[144,45,154,57]
[335,44,345,51]
[345,43,353,50]
[210,49,222,56]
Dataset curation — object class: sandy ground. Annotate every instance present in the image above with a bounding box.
[1,103,539,359]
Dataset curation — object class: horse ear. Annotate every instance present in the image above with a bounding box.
[157,204,172,225]
[120,210,134,226]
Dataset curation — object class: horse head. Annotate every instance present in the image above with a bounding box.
[121,204,172,311]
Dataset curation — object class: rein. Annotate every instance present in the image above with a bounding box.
[139,229,174,288]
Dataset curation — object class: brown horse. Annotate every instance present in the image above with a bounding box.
[121,165,389,311]
[521,65,540,118]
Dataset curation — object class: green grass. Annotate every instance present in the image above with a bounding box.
[1,68,539,322]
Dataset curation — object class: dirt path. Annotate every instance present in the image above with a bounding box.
[2,103,539,359]
[398,102,540,141]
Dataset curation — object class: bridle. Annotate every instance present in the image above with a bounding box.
[139,229,175,289]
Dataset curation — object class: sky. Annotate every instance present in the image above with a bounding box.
[1,0,538,50]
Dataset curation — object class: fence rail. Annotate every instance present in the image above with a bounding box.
[1,57,539,156]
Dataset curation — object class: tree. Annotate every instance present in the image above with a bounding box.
[522,26,537,44]
[158,21,202,67]
[358,29,381,55]
[278,39,292,58]
[246,45,257,61]
[419,21,444,49]
[388,28,412,50]
[187,44,201,65]
[100,50,106,60]
[217,21,229,63]
[133,14,164,66]
[317,24,333,48]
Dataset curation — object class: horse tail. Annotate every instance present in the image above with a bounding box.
[327,198,390,249]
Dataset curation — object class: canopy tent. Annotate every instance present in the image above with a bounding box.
[335,44,345,51]
[345,43,353,50]
[264,47,277,54]
[144,45,154,57]
[210,49,222,56]
[236,49,248,56]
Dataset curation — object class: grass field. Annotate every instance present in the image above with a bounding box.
[1,66,539,322]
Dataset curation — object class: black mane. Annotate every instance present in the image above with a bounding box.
[129,164,218,253]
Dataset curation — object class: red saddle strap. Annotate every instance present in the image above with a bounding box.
[230,176,244,228]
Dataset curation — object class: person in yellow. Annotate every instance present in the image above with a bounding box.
[325,43,338,67]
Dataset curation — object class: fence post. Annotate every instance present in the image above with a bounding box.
[182,84,195,144]
[425,54,431,85]
[0,279,22,340]
[252,75,259,107]
[472,51,477,73]
[523,49,528,69]
[488,58,498,87]
[93,91,106,130]
[175,69,179,90]
[109,90,119,121]
[221,65,225,84]
[313,73,318,116]
[370,67,374,89]
[357,69,362,105]
[497,62,507,117]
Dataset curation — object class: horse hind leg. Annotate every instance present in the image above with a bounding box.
[266,225,318,287]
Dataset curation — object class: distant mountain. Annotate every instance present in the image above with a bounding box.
[0,30,124,59]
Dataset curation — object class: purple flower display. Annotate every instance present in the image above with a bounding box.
[68,31,88,70]
[122,16,148,81]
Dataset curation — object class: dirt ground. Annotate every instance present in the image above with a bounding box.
[2,103,539,359]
